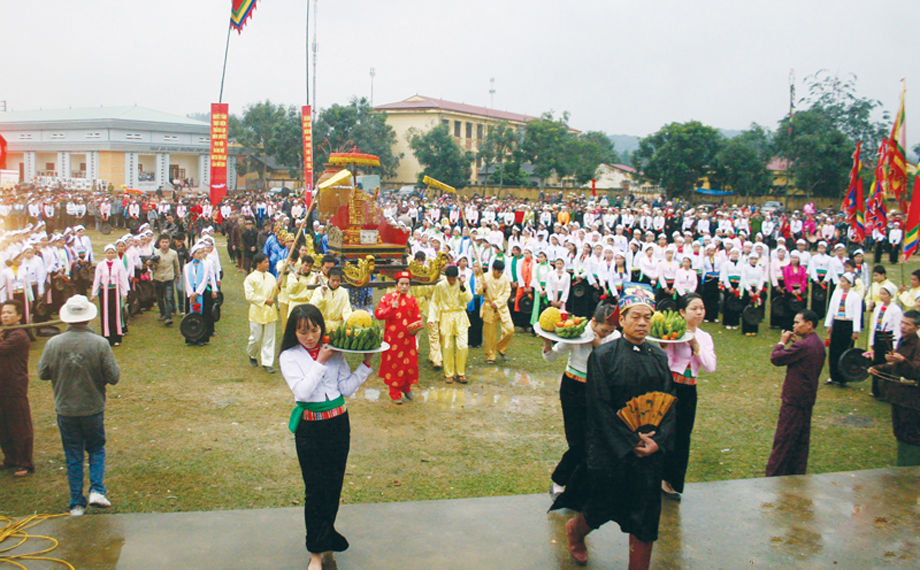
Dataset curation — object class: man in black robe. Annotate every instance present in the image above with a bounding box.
[562,283,675,569]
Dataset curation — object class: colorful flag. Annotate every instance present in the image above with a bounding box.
[230,0,259,33]
[866,138,888,234]
[843,142,865,240]
[887,82,908,212]
[903,164,920,261]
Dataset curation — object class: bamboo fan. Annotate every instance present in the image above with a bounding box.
[617,392,676,432]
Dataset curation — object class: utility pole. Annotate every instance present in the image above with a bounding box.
[370,67,376,106]
[0,101,7,112]
[311,0,318,121]
[489,77,495,109]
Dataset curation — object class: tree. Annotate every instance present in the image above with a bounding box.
[564,133,618,186]
[313,97,401,179]
[229,100,303,183]
[774,110,851,198]
[800,70,890,160]
[408,124,474,189]
[520,112,573,187]
[634,121,724,198]
[709,124,773,195]
[477,121,521,187]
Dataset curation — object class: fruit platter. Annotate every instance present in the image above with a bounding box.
[327,310,390,353]
[647,310,693,344]
[535,307,596,344]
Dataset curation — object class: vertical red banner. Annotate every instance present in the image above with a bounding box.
[301,105,314,207]
[209,103,229,206]
[591,178,597,198]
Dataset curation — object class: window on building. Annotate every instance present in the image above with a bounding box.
[19,134,32,140]
[80,163,87,171]
[50,133,65,139]
[441,119,449,126]
[45,163,55,171]
[454,121,461,137]
[126,133,142,140]
[199,137,210,143]
[466,122,472,139]
[164,135,179,141]
[86,132,101,139]
[477,124,483,140]
[476,156,482,169]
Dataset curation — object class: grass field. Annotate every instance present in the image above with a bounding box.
[2,229,919,517]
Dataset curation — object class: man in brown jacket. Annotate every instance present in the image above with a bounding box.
[148,234,181,326]
[868,310,920,466]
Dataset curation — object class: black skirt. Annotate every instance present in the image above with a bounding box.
[295,412,351,554]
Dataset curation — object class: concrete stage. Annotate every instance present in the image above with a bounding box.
[5,467,919,569]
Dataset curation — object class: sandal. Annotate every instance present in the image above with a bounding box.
[445,376,454,384]
[13,469,30,477]
[457,376,468,384]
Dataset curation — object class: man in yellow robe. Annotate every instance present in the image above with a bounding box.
[477,259,514,363]
[309,267,353,326]
[431,265,472,383]
[284,255,316,318]
[243,254,279,373]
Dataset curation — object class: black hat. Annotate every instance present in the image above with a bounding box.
[445,265,459,278]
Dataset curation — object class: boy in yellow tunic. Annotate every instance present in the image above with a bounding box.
[477,259,514,363]
[309,267,353,326]
[243,254,279,373]
[431,265,473,383]
[284,255,316,317]
[899,269,920,311]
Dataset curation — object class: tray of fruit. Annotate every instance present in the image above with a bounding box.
[535,307,596,344]
[327,310,388,353]
[647,310,694,344]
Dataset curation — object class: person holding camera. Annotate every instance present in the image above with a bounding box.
[148,234,181,326]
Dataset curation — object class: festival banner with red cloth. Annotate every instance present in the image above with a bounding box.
[903,164,920,261]
[301,105,314,207]
[842,142,865,241]
[230,0,259,33]
[0,133,7,169]
[209,103,229,206]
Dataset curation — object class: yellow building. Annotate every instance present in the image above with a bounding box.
[374,95,536,187]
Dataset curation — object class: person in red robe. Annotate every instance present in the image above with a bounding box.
[374,271,422,404]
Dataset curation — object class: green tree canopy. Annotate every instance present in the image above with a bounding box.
[477,121,522,186]
[520,112,573,186]
[408,123,474,189]
[229,100,302,181]
[313,97,401,178]
[634,121,724,197]
[710,124,773,196]
[564,132,619,185]
[774,110,851,197]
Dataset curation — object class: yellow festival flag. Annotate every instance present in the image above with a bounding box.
[422,176,456,194]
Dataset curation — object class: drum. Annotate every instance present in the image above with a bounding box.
[838,348,871,383]
[127,218,141,232]
[813,284,828,305]
[656,297,677,313]
[212,302,222,322]
[742,304,764,326]
[127,291,141,316]
[572,281,587,298]
[180,312,207,343]
[726,293,745,313]
[52,274,66,291]
[100,222,113,235]
[518,293,534,315]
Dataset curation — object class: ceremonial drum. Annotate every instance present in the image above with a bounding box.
[838,348,872,383]
[656,297,677,313]
[100,222,113,235]
[180,312,207,343]
[742,304,764,326]
[127,218,141,232]
[725,293,745,313]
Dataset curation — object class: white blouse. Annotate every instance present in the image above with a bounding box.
[280,345,372,403]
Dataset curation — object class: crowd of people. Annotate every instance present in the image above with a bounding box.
[3,183,920,570]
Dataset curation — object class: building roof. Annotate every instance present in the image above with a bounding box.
[0,106,208,127]
[375,95,536,124]
[608,163,637,173]
[766,158,790,171]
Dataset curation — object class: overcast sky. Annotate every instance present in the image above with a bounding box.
[3,0,919,149]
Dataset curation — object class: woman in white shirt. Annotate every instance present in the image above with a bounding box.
[825,272,863,386]
[865,282,903,398]
[543,304,620,503]
[280,304,374,570]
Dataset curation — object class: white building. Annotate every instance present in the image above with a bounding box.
[0,106,236,191]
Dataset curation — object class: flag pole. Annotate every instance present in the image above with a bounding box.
[218,25,232,104]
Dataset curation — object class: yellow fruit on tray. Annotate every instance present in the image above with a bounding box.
[539,307,562,332]
[346,310,374,329]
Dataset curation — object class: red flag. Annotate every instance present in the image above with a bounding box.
[209,103,229,206]
[591,178,597,198]
[887,83,908,212]
[301,106,314,207]
[903,167,920,261]
[0,133,7,169]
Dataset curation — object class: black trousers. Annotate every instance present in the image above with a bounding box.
[810,281,828,321]
[467,298,483,348]
[770,285,785,329]
[828,319,854,385]
[552,375,586,487]
[871,331,893,399]
[663,382,697,494]
[702,277,720,322]
[295,412,351,554]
